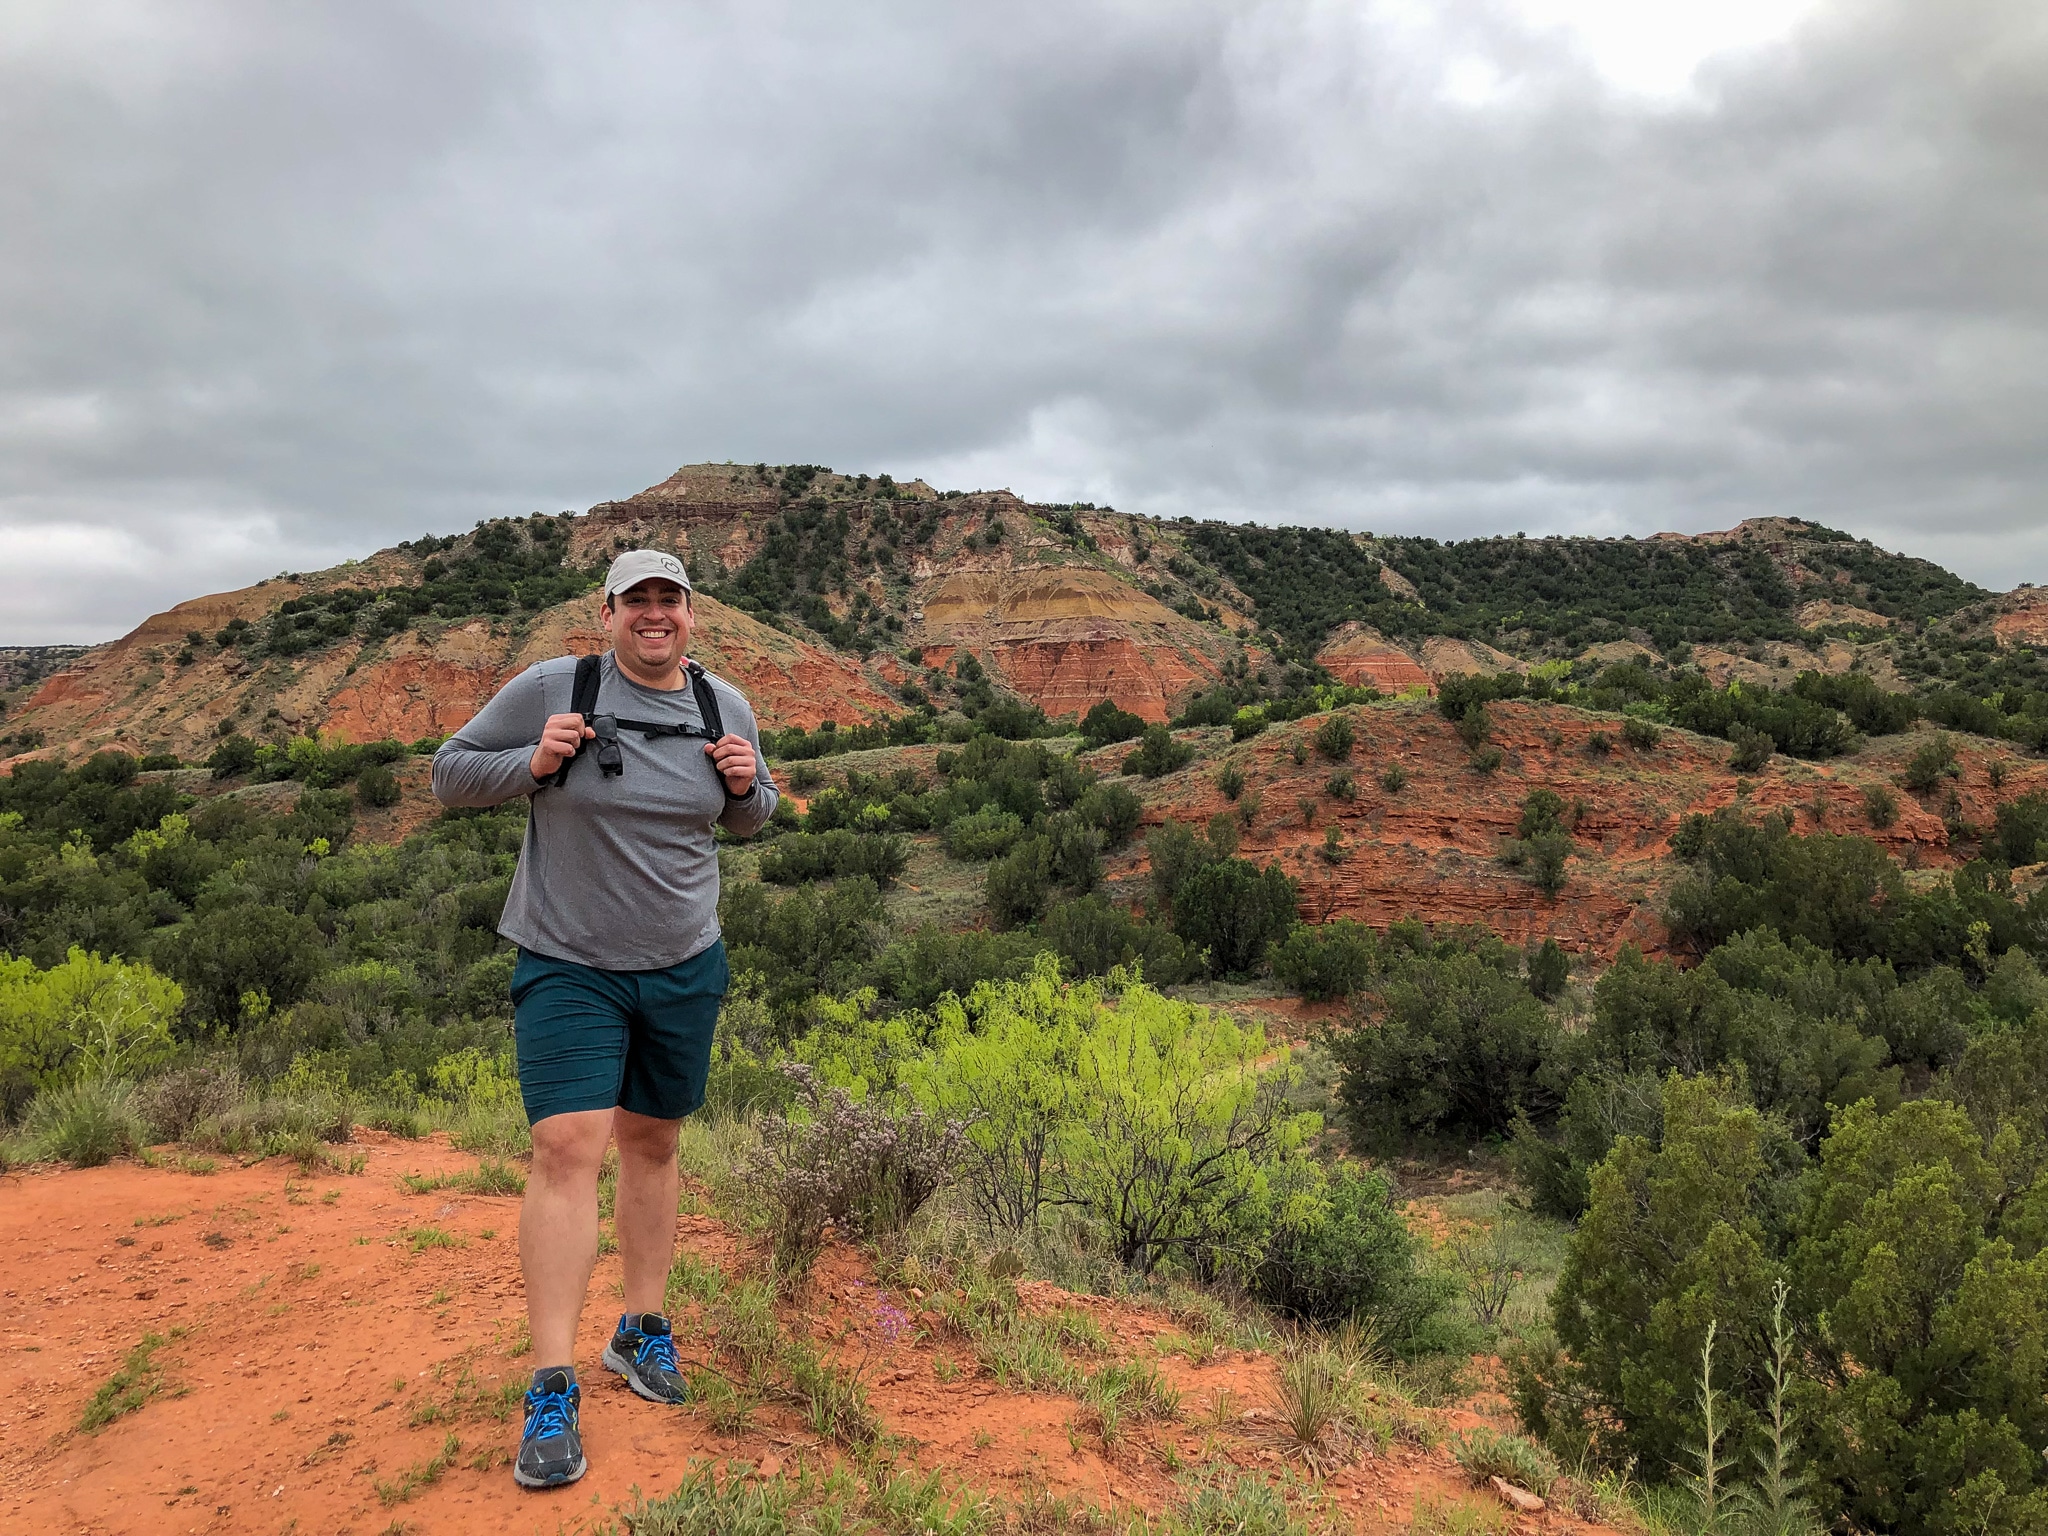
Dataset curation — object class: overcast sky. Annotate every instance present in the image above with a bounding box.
[2,0,2044,643]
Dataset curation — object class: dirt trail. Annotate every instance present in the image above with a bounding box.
[0,1137,1616,1534]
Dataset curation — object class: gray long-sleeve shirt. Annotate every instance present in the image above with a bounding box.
[431,651,778,971]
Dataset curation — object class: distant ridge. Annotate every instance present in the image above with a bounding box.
[0,463,2029,764]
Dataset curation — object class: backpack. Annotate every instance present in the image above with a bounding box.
[546,652,727,788]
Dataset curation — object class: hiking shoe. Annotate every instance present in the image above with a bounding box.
[514,1368,586,1489]
[603,1312,689,1404]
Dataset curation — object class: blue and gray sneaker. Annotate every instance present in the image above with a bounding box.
[603,1311,689,1404]
[514,1367,586,1489]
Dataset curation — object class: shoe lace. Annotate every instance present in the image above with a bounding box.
[635,1329,680,1376]
[523,1381,577,1440]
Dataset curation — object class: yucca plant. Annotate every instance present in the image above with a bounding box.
[1726,1282,1821,1536]
[1686,1321,1734,1534]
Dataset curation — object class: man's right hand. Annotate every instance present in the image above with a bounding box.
[530,713,595,781]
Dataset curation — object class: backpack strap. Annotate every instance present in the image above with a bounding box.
[687,661,725,742]
[546,652,606,788]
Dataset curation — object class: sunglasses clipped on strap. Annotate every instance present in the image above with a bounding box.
[585,712,719,779]
[548,658,730,790]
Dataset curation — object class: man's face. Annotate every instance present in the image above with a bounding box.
[602,579,694,674]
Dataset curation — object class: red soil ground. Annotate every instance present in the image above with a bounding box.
[0,1136,1621,1536]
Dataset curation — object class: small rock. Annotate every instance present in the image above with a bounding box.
[909,1287,925,1301]
[759,1453,783,1478]
[133,1289,157,1300]
[1239,1407,1267,1422]
[1490,1476,1546,1514]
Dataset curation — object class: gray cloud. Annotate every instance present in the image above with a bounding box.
[2,0,2044,641]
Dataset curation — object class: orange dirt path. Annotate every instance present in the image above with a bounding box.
[0,1136,1618,1535]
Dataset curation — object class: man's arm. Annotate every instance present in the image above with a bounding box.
[710,693,779,837]
[432,665,560,809]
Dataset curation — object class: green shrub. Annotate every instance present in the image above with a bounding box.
[1992,789,2048,866]
[1506,1071,1662,1221]
[1901,731,1959,794]
[720,877,885,1019]
[1457,703,1491,750]
[1060,988,1313,1273]
[1206,811,1240,860]
[1171,859,1298,976]
[1526,937,1569,1000]
[356,762,401,808]
[1040,895,1200,983]
[1863,784,1899,829]
[1504,830,1572,897]
[1325,769,1356,801]
[1145,819,1221,914]
[1327,947,1559,1149]
[1518,789,1568,838]
[1253,1166,1457,1349]
[985,836,1055,927]
[758,830,908,885]
[1450,1426,1559,1495]
[1728,723,1774,773]
[1314,714,1355,761]
[1038,811,1103,893]
[207,734,258,779]
[0,948,184,1119]
[1621,716,1662,751]
[1269,920,1378,1001]
[1216,763,1246,801]
[1075,782,1142,849]
[1470,747,1503,774]
[1380,761,1408,792]
[21,1078,145,1167]
[867,926,1040,1009]
[1079,700,1146,748]
[1124,724,1196,779]
[132,1062,243,1143]
[941,806,1025,860]
[1528,1077,1778,1479]
[154,903,329,1030]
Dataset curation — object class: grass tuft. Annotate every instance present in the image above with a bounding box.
[375,1432,461,1506]
[79,1330,182,1431]
[1450,1426,1559,1496]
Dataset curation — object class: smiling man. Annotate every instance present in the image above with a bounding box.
[430,548,777,1490]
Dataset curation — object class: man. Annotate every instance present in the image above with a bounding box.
[431,548,778,1490]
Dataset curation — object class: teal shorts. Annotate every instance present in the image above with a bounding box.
[509,941,729,1125]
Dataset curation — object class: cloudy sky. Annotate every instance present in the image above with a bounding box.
[2,0,2043,643]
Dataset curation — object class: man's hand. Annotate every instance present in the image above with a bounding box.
[530,713,595,781]
[705,733,757,796]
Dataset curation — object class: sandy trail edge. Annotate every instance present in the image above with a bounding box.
[0,1133,1617,1535]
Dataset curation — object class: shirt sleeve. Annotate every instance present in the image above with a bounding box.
[715,689,779,838]
[431,664,553,808]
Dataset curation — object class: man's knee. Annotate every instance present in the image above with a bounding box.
[529,1109,614,1181]
[612,1109,682,1168]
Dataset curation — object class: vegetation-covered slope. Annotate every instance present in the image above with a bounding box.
[12,464,2048,1534]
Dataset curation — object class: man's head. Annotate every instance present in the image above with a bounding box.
[599,550,695,681]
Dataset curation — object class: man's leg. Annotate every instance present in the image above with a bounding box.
[521,1108,615,1370]
[612,1108,684,1316]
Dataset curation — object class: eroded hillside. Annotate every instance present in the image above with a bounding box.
[8,463,2035,774]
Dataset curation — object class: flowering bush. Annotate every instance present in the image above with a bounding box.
[746,1062,968,1273]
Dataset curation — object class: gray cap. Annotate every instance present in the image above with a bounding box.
[603,548,691,598]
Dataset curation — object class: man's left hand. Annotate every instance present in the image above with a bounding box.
[705,734,757,796]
